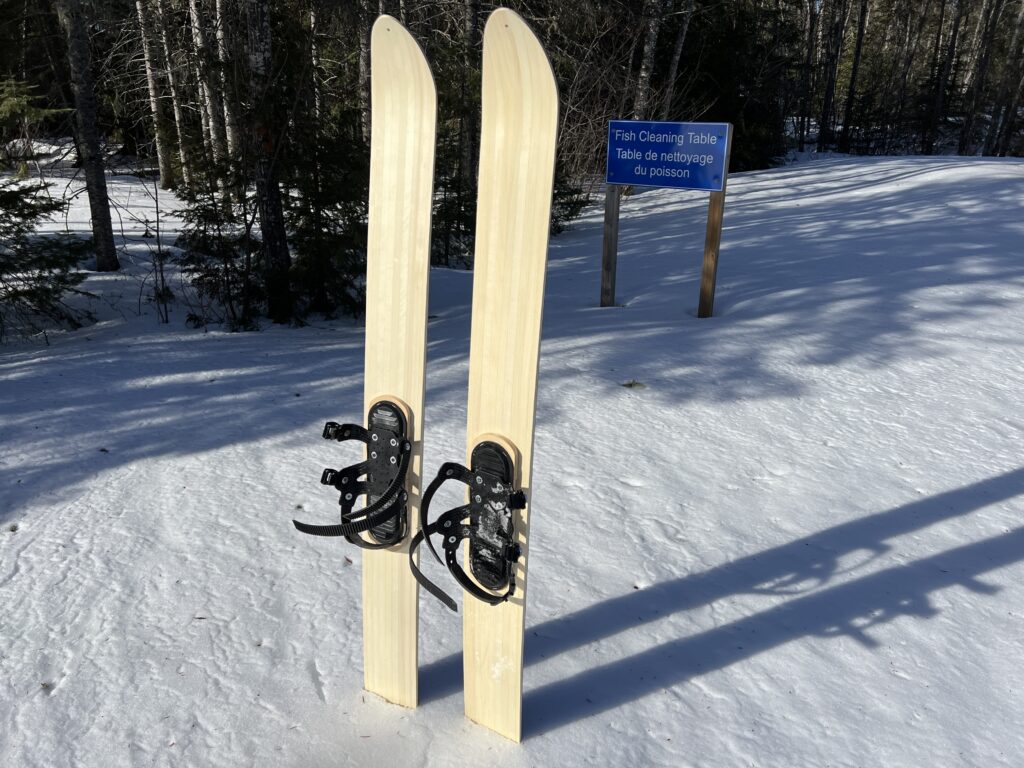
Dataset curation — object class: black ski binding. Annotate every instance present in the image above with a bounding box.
[409,439,525,611]
[292,400,412,549]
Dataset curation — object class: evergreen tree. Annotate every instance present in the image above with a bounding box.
[0,78,87,341]
[0,179,89,341]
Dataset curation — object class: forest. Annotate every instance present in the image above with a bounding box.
[1,0,1022,336]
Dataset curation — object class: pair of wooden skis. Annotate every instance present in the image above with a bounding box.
[293,9,557,742]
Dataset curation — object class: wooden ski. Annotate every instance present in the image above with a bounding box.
[360,15,435,709]
[293,16,434,708]
[462,8,558,741]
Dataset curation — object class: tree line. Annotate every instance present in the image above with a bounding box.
[0,0,1021,335]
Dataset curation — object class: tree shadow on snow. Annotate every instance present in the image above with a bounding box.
[537,157,1024,403]
[418,467,1024,738]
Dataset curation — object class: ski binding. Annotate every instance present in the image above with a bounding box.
[409,438,525,611]
[293,399,412,549]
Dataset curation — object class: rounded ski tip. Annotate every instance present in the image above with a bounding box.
[370,13,435,98]
[482,8,557,101]
[485,7,542,44]
[487,6,522,29]
[370,13,418,56]
[371,14,400,35]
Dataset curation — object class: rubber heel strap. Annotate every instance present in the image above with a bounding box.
[409,463,474,612]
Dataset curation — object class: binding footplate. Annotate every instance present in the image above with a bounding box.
[409,438,525,612]
[292,400,412,549]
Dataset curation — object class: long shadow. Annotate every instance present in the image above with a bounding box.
[419,468,1024,735]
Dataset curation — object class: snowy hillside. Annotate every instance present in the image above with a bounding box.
[2,156,1024,767]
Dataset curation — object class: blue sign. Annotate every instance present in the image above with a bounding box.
[606,120,730,192]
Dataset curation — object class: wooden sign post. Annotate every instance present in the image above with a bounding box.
[697,126,733,317]
[600,184,622,307]
[601,121,732,316]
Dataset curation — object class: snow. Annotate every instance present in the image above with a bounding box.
[3,155,1024,766]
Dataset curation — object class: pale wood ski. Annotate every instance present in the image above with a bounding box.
[462,8,558,741]
[292,15,434,710]
[361,15,435,709]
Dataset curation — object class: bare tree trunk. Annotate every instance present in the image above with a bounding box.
[53,0,120,272]
[923,0,965,154]
[310,0,323,123]
[247,0,291,323]
[818,0,851,151]
[618,26,643,119]
[20,0,35,161]
[959,0,1007,154]
[996,64,1024,155]
[358,0,372,143]
[993,0,1024,156]
[190,0,229,171]
[155,0,193,188]
[632,0,665,120]
[192,49,215,166]
[983,1,1024,154]
[920,0,948,153]
[837,0,869,153]
[887,0,933,153]
[215,0,241,161]
[135,0,174,188]
[659,0,695,121]
[798,0,819,151]
[461,0,480,193]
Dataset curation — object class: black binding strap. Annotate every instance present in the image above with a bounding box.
[409,441,525,612]
[292,401,411,549]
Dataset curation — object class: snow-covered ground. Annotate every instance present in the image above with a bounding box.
[2,156,1024,767]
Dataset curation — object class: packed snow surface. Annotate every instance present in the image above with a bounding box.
[2,156,1024,767]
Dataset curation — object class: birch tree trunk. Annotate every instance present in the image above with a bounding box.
[838,0,868,153]
[798,0,819,151]
[190,0,229,171]
[215,0,241,161]
[996,64,1024,155]
[310,0,323,124]
[922,0,948,150]
[923,0,966,154]
[659,0,695,121]
[135,0,174,188]
[959,0,1008,154]
[358,0,372,143]
[991,0,1024,155]
[53,0,120,272]
[461,0,480,196]
[887,0,933,153]
[818,0,851,150]
[632,0,665,120]
[155,0,193,188]
[247,0,292,323]
[983,1,1024,154]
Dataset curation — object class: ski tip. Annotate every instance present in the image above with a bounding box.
[370,14,418,54]
[371,14,436,96]
[486,7,526,29]
[483,8,557,102]
[371,14,402,37]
